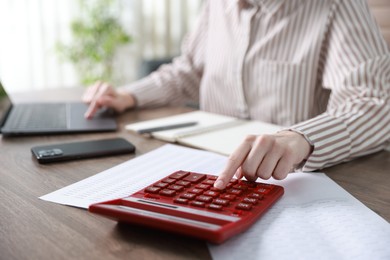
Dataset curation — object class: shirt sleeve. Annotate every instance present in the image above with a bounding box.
[290,0,390,172]
[120,1,209,108]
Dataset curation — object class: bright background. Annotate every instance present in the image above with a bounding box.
[0,0,203,93]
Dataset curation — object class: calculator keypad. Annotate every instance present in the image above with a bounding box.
[142,171,274,213]
[90,170,284,244]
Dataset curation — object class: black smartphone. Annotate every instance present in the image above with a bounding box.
[31,138,136,164]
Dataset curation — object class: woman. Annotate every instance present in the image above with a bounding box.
[83,0,390,189]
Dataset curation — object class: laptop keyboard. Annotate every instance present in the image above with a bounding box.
[7,103,68,130]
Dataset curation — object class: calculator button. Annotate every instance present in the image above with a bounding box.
[154,182,169,188]
[220,194,236,200]
[208,176,218,180]
[162,178,176,184]
[196,184,210,189]
[168,185,184,192]
[196,195,213,203]
[202,179,215,185]
[233,184,248,190]
[189,188,204,195]
[159,189,176,197]
[190,201,206,208]
[242,197,258,205]
[249,193,264,200]
[204,190,219,198]
[174,198,189,204]
[227,189,243,196]
[180,193,196,200]
[169,171,190,179]
[236,203,252,211]
[183,173,207,183]
[176,180,191,187]
[256,188,270,194]
[145,186,161,194]
[207,204,223,211]
[213,198,229,206]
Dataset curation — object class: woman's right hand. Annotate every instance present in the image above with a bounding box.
[82,81,136,119]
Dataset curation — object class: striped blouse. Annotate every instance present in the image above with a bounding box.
[124,0,390,172]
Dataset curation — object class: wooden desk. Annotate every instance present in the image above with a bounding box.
[1,88,389,260]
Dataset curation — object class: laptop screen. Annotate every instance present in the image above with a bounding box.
[0,80,13,128]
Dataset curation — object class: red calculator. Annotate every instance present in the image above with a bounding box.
[89,171,284,243]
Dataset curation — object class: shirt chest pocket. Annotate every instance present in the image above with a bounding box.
[246,61,312,125]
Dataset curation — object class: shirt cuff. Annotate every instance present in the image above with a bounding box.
[289,113,352,172]
[119,75,166,108]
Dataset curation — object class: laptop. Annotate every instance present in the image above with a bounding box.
[0,80,117,137]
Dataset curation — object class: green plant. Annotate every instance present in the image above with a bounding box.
[57,0,132,86]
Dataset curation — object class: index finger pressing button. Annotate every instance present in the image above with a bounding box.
[215,141,253,189]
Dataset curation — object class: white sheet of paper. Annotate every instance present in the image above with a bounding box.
[39,144,227,208]
[40,144,390,259]
[208,172,390,260]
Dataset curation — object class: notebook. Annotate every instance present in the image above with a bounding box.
[125,111,282,156]
[0,80,117,137]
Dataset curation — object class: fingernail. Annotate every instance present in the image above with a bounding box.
[214,179,224,189]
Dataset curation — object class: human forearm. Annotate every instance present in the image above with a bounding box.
[120,55,202,108]
[290,57,390,171]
